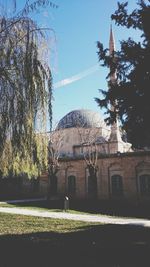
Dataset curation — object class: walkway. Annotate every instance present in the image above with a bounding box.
[0,205,150,227]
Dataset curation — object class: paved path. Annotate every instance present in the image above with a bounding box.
[0,197,46,204]
[0,206,150,227]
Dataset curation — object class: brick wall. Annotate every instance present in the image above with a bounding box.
[52,151,150,203]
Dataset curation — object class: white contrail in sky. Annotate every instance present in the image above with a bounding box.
[53,64,99,89]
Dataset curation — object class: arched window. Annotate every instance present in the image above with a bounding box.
[139,174,150,195]
[111,175,123,196]
[68,175,76,195]
[85,167,97,199]
[50,175,57,196]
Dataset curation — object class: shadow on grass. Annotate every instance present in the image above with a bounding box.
[0,224,150,267]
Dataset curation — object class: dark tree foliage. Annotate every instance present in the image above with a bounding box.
[95,0,150,148]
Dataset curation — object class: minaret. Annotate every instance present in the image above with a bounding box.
[109,25,115,55]
[109,25,117,115]
[108,26,123,148]
[109,24,116,84]
[108,25,132,153]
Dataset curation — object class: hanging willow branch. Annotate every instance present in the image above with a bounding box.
[0,11,53,177]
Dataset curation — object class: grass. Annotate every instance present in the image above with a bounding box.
[0,212,150,266]
[0,212,99,235]
[0,200,150,267]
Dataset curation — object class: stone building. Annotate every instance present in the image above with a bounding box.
[43,27,150,205]
[47,109,150,204]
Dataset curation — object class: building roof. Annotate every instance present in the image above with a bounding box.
[56,109,107,130]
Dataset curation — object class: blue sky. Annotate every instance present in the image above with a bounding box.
[4,0,141,127]
[46,0,141,125]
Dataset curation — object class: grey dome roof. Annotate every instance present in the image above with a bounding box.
[56,109,106,130]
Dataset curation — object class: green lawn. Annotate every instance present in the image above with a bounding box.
[0,212,99,235]
[0,212,150,267]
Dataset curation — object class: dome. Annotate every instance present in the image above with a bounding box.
[56,109,106,130]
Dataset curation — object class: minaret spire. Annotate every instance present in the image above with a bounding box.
[109,25,116,82]
[109,24,115,56]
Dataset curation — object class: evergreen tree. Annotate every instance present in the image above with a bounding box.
[95,0,150,148]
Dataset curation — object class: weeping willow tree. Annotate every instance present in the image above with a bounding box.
[0,0,57,178]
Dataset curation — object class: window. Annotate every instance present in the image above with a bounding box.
[111,175,123,196]
[50,175,57,195]
[85,167,97,199]
[68,175,76,195]
[87,176,97,198]
[139,174,150,196]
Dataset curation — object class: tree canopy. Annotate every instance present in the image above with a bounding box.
[95,0,150,148]
[0,0,57,177]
